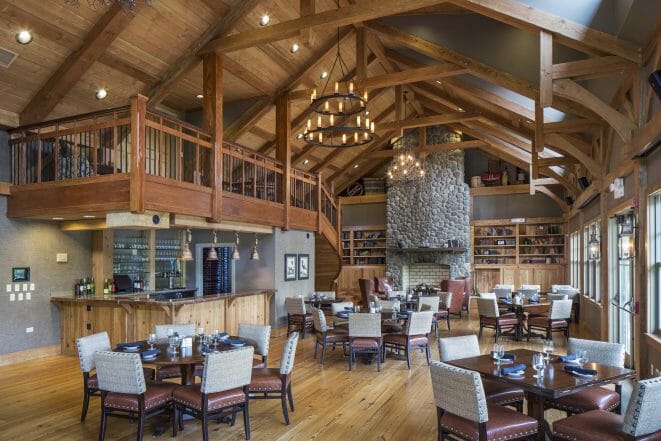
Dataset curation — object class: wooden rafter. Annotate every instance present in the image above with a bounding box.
[199,0,448,54]
[223,57,273,95]
[335,157,391,195]
[379,112,479,132]
[447,0,641,63]
[360,64,469,91]
[544,119,602,134]
[552,56,636,81]
[147,0,261,105]
[20,4,135,125]
[366,140,487,158]
[535,185,567,211]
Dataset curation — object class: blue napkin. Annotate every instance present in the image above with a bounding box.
[499,297,512,304]
[337,311,349,318]
[564,365,597,376]
[201,347,216,355]
[116,342,144,349]
[225,339,247,346]
[501,353,516,361]
[344,306,353,311]
[559,354,578,362]
[528,298,539,304]
[141,349,160,358]
[501,364,526,375]
[215,332,229,339]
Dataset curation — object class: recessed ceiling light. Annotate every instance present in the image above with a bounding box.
[83,215,95,218]
[15,30,33,45]
[95,88,108,100]
[303,159,309,165]
[290,43,300,54]
[259,14,270,26]
[296,133,303,139]
[436,80,442,84]
[196,94,204,99]
[52,217,64,220]
[320,71,328,79]
[353,164,359,169]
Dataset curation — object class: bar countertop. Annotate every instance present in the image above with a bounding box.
[50,289,275,306]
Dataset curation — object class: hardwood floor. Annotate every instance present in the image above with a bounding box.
[0,310,587,441]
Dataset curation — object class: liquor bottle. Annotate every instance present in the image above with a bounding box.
[74,280,80,297]
[79,278,86,297]
[103,279,109,295]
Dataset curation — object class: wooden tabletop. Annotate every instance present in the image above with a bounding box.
[446,348,636,399]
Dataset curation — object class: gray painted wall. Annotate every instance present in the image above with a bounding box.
[342,203,386,226]
[472,193,563,220]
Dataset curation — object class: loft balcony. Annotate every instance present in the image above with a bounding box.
[5,97,340,250]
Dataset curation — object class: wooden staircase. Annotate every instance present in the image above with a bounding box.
[315,233,342,291]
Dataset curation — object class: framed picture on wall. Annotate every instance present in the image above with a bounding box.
[284,254,297,281]
[297,254,309,280]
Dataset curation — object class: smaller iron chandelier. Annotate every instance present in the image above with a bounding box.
[386,138,425,182]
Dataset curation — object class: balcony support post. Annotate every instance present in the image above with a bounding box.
[130,94,147,213]
[276,94,291,230]
[203,53,224,223]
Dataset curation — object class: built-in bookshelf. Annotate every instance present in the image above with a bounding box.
[341,225,387,265]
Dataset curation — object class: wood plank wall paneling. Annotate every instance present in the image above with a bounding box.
[315,233,342,291]
[337,265,386,300]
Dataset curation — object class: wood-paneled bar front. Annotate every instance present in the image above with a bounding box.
[51,290,274,356]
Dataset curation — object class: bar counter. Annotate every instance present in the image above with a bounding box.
[51,289,275,356]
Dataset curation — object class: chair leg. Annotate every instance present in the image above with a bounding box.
[98,406,107,441]
[81,387,91,422]
[313,336,319,359]
[287,316,291,337]
[202,412,209,441]
[425,343,431,365]
[287,383,294,412]
[447,315,451,331]
[349,346,353,371]
[376,347,381,372]
[281,389,290,425]
[479,324,483,338]
[405,342,411,370]
[243,402,251,440]
[230,407,238,426]
[137,411,145,441]
[172,404,178,437]
[321,340,327,365]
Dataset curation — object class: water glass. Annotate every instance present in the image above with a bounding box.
[533,353,545,378]
[168,335,181,354]
[147,333,156,350]
[492,343,504,365]
[578,349,588,365]
[543,339,554,362]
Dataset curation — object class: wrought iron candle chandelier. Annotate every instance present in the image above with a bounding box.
[300,30,374,148]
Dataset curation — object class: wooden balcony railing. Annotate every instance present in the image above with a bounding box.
[7,95,340,249]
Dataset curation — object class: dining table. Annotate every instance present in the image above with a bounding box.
[114,337,256,386]
[446,348,636,440]
[498,299,550,341]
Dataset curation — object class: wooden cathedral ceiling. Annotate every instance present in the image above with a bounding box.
[1,0,657,197]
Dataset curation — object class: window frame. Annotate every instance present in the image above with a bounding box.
[649,191,661,334]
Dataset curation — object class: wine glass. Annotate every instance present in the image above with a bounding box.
[533,353,545,379]
[147,333,156,350]
[543,339,554,363]
[168,335,181,354]
[492,343,504,365]
[578,349,588,366]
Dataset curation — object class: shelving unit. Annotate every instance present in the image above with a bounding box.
[341,225,387,265]
[113,231,151,283]
[154,230,184,290]
[473,226,518,265]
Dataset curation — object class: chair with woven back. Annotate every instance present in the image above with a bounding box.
[552,376,661,441]
[154,323,196,381]
[173,347,254,441]
[75,332,155,422]
[95,351,176,441]
[248,332,300,426]
[477,297,519,343]
[311,307,348,365]
[527,299,573,341]
[348,313,382,372]
[437,292,452,332]
[546,338,625,416]
[382,310,433,369]
[438,335,525,412]
[331,301,354,327]
[284,297,313,339]
[430,361,538,441]
[417,296,441,337]
[238,323,271,369]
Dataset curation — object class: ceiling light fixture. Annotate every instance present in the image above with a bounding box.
[15,30,33,45]
[83,215,95,218]
[290,43,300,54]
[207,230,218,261]
[95,88,108,100]
[196,94,203,99]
[299,30,374,148]
[353,164,359,168]
[259,14,270,26]
[250,234,260,261]
[320,71,328,79]
[181,228,193,260]
[52,217,64,220]
[303,159,309,165]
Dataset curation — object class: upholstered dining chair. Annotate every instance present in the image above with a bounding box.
[547,293,569,302]
[520,284,541,292]
[331,301,354,327]
[238,323,271,369]
[446,280,466,318]
[436,292,452,332]
[173,347,254,441]
[495,284,514,291]
[358,278,376,309]
[154,323,196,381]
[248,332,300,425]
[438,335,525,412]
[493,287,512,299]
[348,313,382,372]
[95,351,176,441]
[377,299,401,312]
[76,332,155,422]
[284,296,313,338]
[478,292,496,299]
[556,287,581,322]
[430,361,538,441]
[527,298,573,341]
[383,311,433,369]
[477,298,518,343]
[552,376,661,441]
[313,291,336,300]
[417,296,441,337]
[374,276,393,297]
[311,307,349,365]
[546,338,625,415]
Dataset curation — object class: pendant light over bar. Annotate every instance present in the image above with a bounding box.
[207,230,218,261]
[232,232,240,260]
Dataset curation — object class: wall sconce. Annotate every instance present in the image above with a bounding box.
[207,230,218,261]
[617,212,636,260]
[232,232,240,260]
[250,234,260,261]
[588,225,600,260]
[182,228,193,260]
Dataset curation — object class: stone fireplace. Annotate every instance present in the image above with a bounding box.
[386,126,471,289]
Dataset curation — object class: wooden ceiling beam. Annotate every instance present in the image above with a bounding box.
[148,0,261,105]
[20,4,135,125]
[360,63,468,91]
[0,109,20,128]
[223,56,274,95]
[379,112,480,132]
[537,157,579,167]
[393,4,473,16]
[366,140,487,158]
[544,119,603,134]
[545,132,601,177]
[447,0,641,64]
[335,157,391,195]
[539,166,577,195]
[535,185,568,211]
[552,56,636,81]
[199,0,446,54]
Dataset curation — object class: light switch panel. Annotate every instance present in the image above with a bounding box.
[14,284,20,291]
[9,293,15,301]
[22,283,28,291]
[18,293,24,301]
[56,253,68,263]
[29,283,35,291]
[6,284,11,293]
[26,292,31,300]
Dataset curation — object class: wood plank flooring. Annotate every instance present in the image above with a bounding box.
[0,310,587,441]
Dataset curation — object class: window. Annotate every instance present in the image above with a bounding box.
[583,221,601,302]
[570,231,580,288]
[608,214,635,357]
[649,191,661,334]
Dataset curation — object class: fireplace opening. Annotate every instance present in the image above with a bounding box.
[401,263,450,291]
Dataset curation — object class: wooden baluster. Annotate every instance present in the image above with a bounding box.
[130,94,147,213]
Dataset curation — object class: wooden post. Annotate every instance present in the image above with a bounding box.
[129,94,147,213]
[599,192,609,342]
[634,161,647,376]
[317,172,323,232]
[91,230,113,295]
[356,25,367,85]
[203,53,224,223]
[276,93,291,230]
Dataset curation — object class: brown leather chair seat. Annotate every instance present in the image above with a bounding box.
[553,410,661,441]
[86,373,99,389]
[157,364,182,380]
[435,310,449,318]
[381,322,403,333]
[546,386,620,413]
[527,316,567,327]
[482,379,525,407]
[173,384,246,411]
[481,316,519,326]
[248,368,291,392]
[105,381,176,412]
[351,337,380,349]
[252,359,266,369]
[441,403,538,441]
[382,333,428,345]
